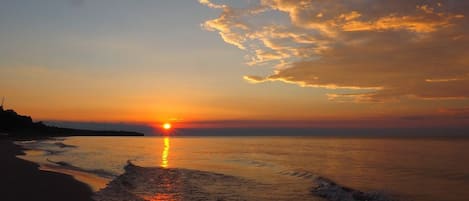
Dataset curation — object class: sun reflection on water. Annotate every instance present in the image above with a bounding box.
[161,137,170,168]
[142,193,179,201]
[143,137,179,200]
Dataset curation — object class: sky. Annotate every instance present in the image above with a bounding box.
[0,0,468,129]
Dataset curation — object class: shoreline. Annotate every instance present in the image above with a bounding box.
[0,139,94,201]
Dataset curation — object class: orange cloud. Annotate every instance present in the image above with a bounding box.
[202,0,469,102]
[341,9,463,32]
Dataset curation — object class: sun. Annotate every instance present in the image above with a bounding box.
[163,123,172,130]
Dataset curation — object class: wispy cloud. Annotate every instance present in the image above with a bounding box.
[201,0,469,102]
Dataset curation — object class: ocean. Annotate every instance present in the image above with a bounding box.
[16,136,469,201]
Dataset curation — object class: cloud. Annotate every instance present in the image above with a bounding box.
[198,0,226,9]
[201,0,469,102]
[438,107,469,119]
[200,0,268,50]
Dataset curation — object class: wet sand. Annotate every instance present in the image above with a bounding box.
[0,139,93,201]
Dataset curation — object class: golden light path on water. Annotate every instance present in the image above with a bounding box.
[143,137,178,201]
[161,137,170,168]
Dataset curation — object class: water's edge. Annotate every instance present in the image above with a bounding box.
[15,139,399,201]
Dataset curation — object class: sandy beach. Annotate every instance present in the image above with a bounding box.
[0,139,93,201]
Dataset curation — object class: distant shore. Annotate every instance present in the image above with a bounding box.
[0,107,145,137]
[0,139,94,201]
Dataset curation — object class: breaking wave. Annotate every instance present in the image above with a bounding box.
[92,162,397,201]
[311,176,397,201]
[94,162,275,201]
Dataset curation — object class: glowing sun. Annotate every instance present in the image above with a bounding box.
[163,123,172,130]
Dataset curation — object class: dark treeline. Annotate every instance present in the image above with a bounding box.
[0,106,143,137]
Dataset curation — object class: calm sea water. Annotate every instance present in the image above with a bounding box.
[17,136,469,201]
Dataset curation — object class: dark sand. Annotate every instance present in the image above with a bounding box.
[0,139,93,201]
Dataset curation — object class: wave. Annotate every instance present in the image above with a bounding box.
[226,158,275,167]
[311,176,397,201]
[52,142,77,148]
[279,169,316,179]
[16,139,78,156]
[45,159,117,179]
[92,162,398,201]
[279,169,397,201]
[94,161,266,201]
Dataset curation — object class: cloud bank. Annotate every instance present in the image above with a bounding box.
[201,0,469,102]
